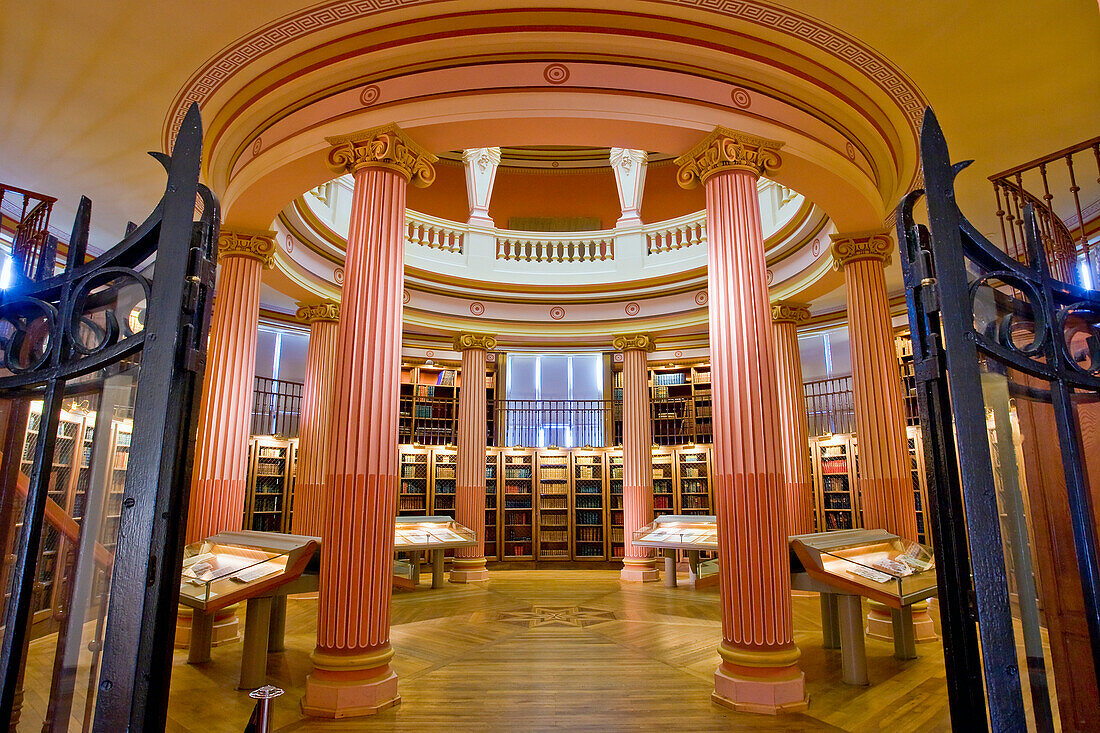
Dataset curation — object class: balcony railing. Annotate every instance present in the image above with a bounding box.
[1,183,58,282]
[990,137,1100,286]
[406,211,464,254]
[804,376,855,436]
[497,399,611,447]
[251,376,302,438]
[646,211,707,254]
[495,234,616,262]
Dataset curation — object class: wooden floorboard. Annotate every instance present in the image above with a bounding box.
[19,569,953,731]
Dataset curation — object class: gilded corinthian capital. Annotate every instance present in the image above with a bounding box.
[612,333,655,352]
[830,231,894,268]
[296,301,341,324]
[218,229,277,268]
[325,123,438,187]
[675,128,783,189]
[453,332,497,351]
[771,302,811,324]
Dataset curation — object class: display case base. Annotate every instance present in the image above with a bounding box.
[865,601,937,647]
[302,668,400,719]
[174,604,240,649]
[711,664,808,715]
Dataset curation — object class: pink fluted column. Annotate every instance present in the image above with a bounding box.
[450,332,496,583]
[771,303,814,536]
[303,124,437,718]
[186,230,275,544]
[614,334,659,582]
[292,301,340,538]
[677,129,806,713]
[832,232,933,644]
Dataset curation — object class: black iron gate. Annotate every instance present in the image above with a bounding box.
[899,109,1100,730]
[0,103,218,730]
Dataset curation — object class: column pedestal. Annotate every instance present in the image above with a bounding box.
[712,645,808,714]
[301,648,401,718]
[621,557,661,583]
[450,558,490,583]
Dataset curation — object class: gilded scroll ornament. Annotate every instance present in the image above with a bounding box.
[296,301,341,323]
[325,123,437,187]
[453,332,497,351]
[612,333,656,352]
[675,128,783,189]
[218,230,278,268]
[770,302,811,324]
[830,232,894,268]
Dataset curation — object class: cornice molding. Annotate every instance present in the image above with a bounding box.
[218,229,277,267]
[326,123,437,186]
[675,128,783,188]
[295,301,341,323]
[453,332,497,351]
[771,302,811,324]
[612,333,656,352]
[830,230,893,268]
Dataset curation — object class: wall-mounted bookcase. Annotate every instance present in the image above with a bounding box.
[573,451,607,559]
[501,451,534,558]
[675,446,712,514]
[244,436,297,532]
[398,447,431,516]
[536,451,571,559]
[652,448,676,518]
[811,435,859,532]
[399,363,497,446]
[432,448,457,518]
[608,450,624,559]
[611,362,713,446]
[485,450,500,560]
[906,426,930,545]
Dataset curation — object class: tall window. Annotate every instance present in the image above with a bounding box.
[505,353,604,447]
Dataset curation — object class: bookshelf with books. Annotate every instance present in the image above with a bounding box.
[398,447,431,516]
[485,449,500,560]
[906,426,931,545]
[675,446,712,515]
[650,366,694,446]
[399,362,498,446]
[652,448,676,519]
[101,417,132,553]
[431,448,458,518]
[572,450,607,560]
[244,437,297,532]
[608,450,624,559]
[536,450,571,559]
[501,451,535,558]
[689,366,713,443]
[810,435,860,532]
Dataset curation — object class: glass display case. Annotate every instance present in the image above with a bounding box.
[178,531,319,613]
[393,516,478,550]
[789,529,938,608]
[631,515,718,551]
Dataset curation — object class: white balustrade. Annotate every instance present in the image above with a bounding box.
[494,232,616,262]
[406,211,465,254]
[643,212,707,254]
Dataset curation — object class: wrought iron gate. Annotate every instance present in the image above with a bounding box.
[0,103,218,730]
[899,109,1100,730]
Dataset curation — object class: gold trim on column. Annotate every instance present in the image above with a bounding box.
[218,229,277,268]
[675,128,783,189]
[717,641,802,668]
[770,302,811,324]
[612,333,656,352]
[830,230,893,268]
[453,332,497,351]
[296,301,341,324]
[326,123,438,187]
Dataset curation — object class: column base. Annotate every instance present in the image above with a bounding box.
[865,601,937,643]
[302,648,401,719]
[450,557,490,583]
[711,644,808,715]
[174,604,240,648]
[620,557,660,583]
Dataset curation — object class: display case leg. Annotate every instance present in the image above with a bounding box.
[891,605,917,660]
[187,610,213,664]
[431,549,444,589]
[410,551,421,586]
[821,593,841,650]
[239,597,273,690]
[837,594,869,685]
[664,549,677,588]
[687,550,700,584]
[268,596,287,653]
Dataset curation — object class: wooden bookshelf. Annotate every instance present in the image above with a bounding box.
[611,361,713,446]
[431,448,458,518]
[607,450,624,559]
[811,434,860,531]
[398,447,431,516]
[501,451,534,558]
[243,436,297,532]
[675,446,712,515]
[485,449,500,560]
[399,362,497,446]
[906,426,931,545]
[572,450,607,560]
[652,448,676,518]
[536,450,571,559]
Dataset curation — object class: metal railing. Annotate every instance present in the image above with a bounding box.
[803,376,855,436]
[989,136,1100,286]
[497,399,611,447]
[251,377,302,438]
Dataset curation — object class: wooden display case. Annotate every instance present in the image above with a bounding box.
[651,448,676,518]
[431,447,457,518]
[572,450,607,560]
[243,436,297,533]
[608,450,624,559]
[398,446,431,516]
[484,449,500,560]
[536,449,571,559]
[501,450,534,558]
[811,434,860,532]
[675,446,712,514]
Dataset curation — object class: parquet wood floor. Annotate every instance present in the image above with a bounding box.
[24,570,954,731]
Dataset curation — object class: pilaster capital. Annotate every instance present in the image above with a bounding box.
[453,332,497,352]
[675,127,783,189]
[217,229,277,268]
[830,230,894,269]
[325,123,438,187]
[295,301,340,324]
[771,302,811,325]
[612,333,656,352]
